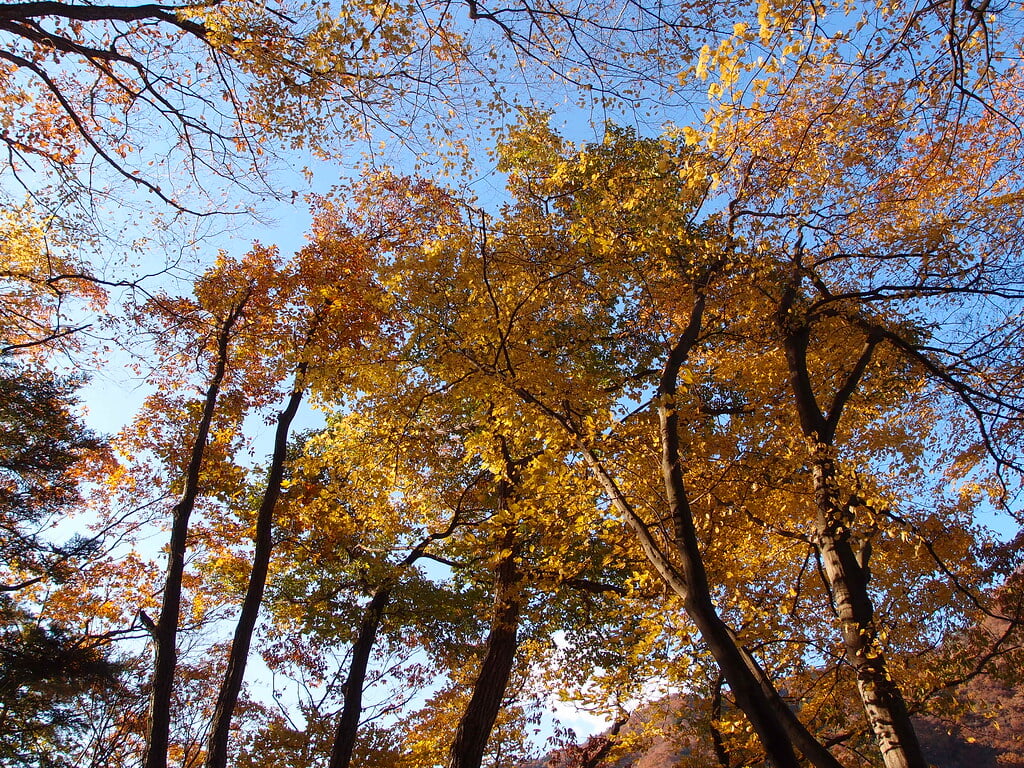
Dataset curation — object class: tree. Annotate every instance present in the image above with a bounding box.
[245,172,653,767]
[0,360,122,768]
[0,361,105,591]
[703,60,1024,767]
[203,196,385,768]
[474,125,839,768]
[0,615,124,768]
[246,405,493,768]
[132,270,251,768]
[287,380,630,768]
[492,105,1024,766]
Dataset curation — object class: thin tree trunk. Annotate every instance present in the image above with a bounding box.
[204,370,307,768]
[710,674,732,768]
[448,521,523,768]
[328,508,466,768]
[144,301,247,768]
[328,585,393,768]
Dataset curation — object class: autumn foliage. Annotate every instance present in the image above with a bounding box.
[2,0,1024,767]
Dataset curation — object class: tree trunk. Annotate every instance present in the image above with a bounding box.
[144,303,246,768]
[327,508,465,768]
[328,585,393,768]
[778,289,927,768]
[810,454,927,768]
[204,373,306,768]
[710,674,732,768]
[448,523,522,768]
[658,356,818,768]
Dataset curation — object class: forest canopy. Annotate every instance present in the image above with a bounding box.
[1,1,1023,767]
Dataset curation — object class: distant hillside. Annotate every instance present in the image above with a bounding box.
[915,671,1024,768]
